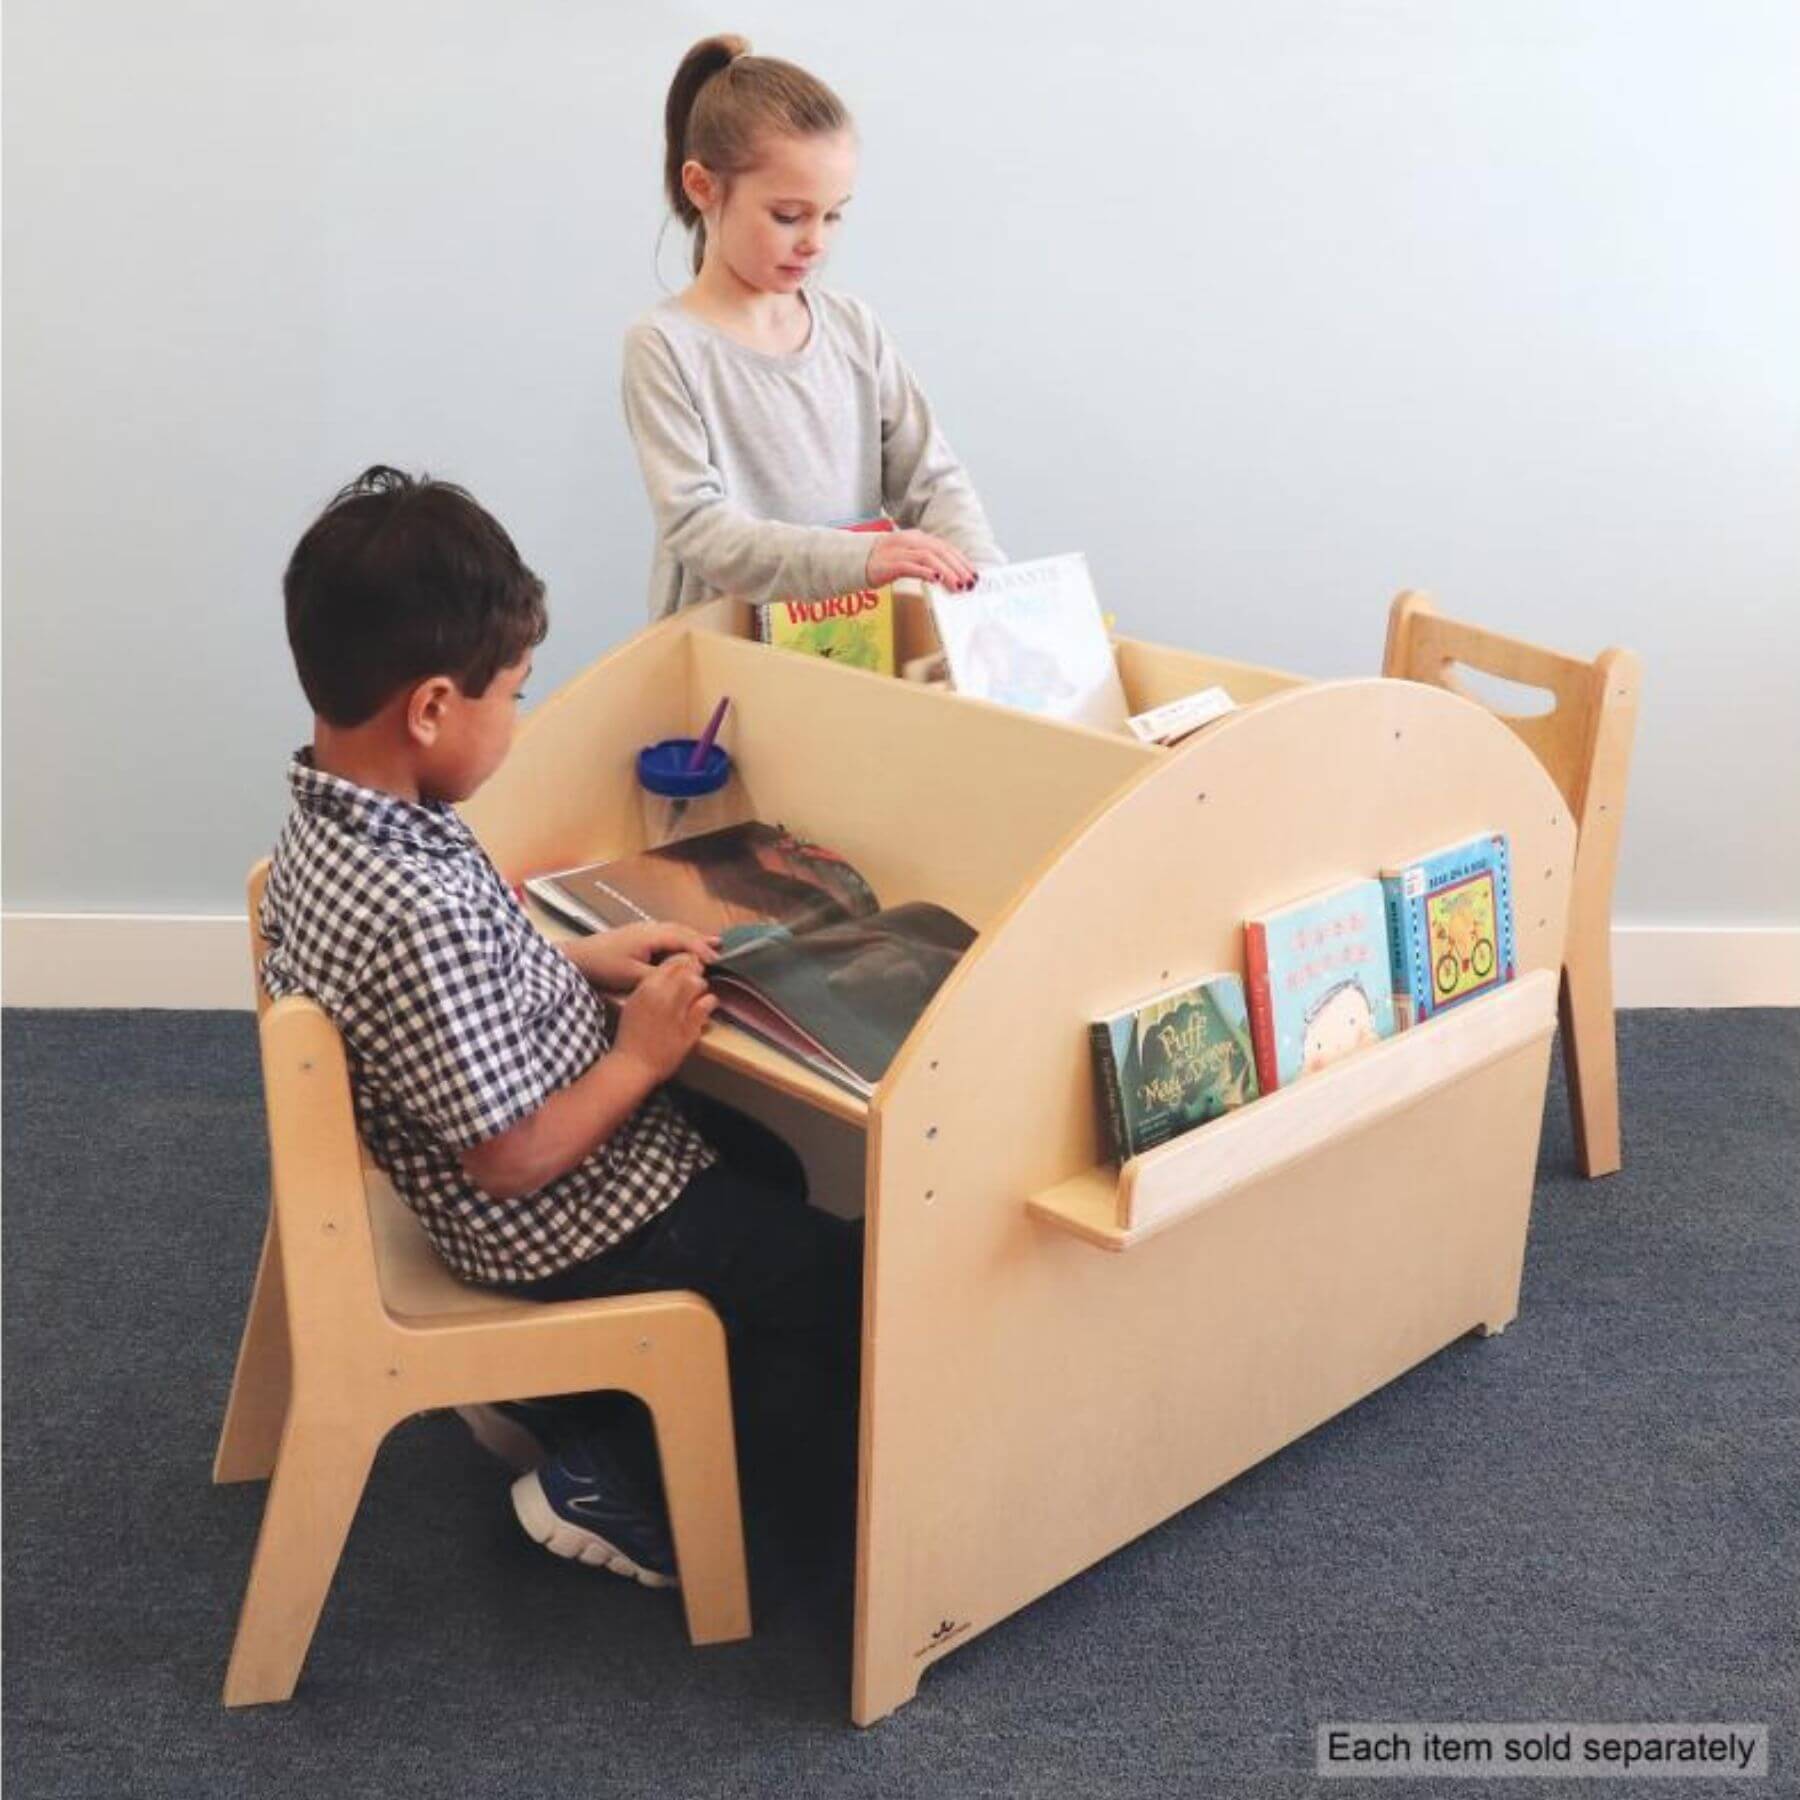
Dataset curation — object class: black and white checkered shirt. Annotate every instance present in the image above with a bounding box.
[260,750,716,1285]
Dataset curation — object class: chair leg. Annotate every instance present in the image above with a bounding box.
[223,1409,383,1706]
[644,1341,751,1647]
[1560,953,1622,1179]
[214,1218,291,1484]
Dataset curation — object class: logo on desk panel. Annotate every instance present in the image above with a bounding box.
[915,1617,971,1658]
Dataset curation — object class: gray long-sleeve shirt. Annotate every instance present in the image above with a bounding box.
[622,287,1004,618]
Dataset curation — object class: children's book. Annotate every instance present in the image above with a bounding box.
[1090,973,1259,1164]
[1380,832,1517,1028]
[526,822,974,1099]
[926,553,1131,733]
[754,518,896,676]
[1243,879,1397,1094]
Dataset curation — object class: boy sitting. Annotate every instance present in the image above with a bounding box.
[261,465,858,1586]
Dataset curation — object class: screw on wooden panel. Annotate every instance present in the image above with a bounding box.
[1160,970,1170,981]
[1394,730,1403,741]
[636,1338,651,1353]
[322,1221,337,1234]
[1538,918,1547,929]
[929,1060,939,1072]
[1196,792,1207,803]
[924,1190,936,1205]
[300,1059,315,1072]
[387,1366,401,1379]
[926,1126,938,1141]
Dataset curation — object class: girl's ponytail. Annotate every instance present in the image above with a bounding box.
[663,34,749,243]
[661,34,851,275]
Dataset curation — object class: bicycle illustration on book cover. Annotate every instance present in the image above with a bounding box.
[1427,872,1500,1007]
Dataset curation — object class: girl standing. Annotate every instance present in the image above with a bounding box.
[624,34,1004,618]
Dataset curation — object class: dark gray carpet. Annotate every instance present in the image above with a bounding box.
[4,1009,1796,1799]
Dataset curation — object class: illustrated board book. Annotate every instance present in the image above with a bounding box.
[1380,832,1517,1028]
[1243,878,1398,1094]
[926,552,1131,732]
[754,518,897,676]
[1090,972,1260,1164]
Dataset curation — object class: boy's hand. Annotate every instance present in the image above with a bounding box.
[866,529,979,592]
[613,954,717,1083]
[569,921,719,994]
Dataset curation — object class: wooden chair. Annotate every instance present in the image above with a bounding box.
[213,863,751,1706]
[1383,592,1641,1177]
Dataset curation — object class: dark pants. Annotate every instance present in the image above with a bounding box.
[513,1091,862,1481]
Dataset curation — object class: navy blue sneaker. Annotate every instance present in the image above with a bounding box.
[454,1400,561,1474]
[511,1439,678,1588]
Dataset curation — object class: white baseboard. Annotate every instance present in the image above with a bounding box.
[2,914,255,1010]
[1610,925,1800,1008]
[2,913,1797,1011]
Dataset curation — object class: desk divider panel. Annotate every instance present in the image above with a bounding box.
[684,628,1153,930]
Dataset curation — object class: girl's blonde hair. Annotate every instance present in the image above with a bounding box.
[663,35,852,275]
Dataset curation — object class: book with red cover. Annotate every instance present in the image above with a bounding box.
[1242,878,1397,1094]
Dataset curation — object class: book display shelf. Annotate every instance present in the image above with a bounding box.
[459,593,1576,1726]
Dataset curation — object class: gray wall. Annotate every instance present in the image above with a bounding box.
[6,1,1797,922]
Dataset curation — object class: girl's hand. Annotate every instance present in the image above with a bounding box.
[866,529,980,592]
[569,921,720,994]
[613,954,717,1082]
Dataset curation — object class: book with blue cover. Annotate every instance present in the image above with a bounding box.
[1242,879,1398,1094]
[1090,972,1259,1163]
[1380,832,1516,1028]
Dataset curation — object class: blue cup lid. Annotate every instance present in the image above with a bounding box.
[637,738,731,798]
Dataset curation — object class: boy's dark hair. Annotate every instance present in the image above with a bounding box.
[284,465,548,727]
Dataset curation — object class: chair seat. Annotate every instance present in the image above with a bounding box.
[364,1171,541,1324]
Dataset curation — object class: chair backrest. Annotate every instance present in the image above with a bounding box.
[1382,592,1641,916]
[246,860,387,1334]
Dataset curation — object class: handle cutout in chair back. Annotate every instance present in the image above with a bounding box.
[1442,661,1558,720]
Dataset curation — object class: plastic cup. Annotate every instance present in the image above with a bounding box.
[636,739,734,847]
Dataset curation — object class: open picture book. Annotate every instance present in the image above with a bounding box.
[527,822,976,1099]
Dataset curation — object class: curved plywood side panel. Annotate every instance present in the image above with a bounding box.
[851,678,1575,1722]
[878,676,1574,1181]
[459,604,710,879]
